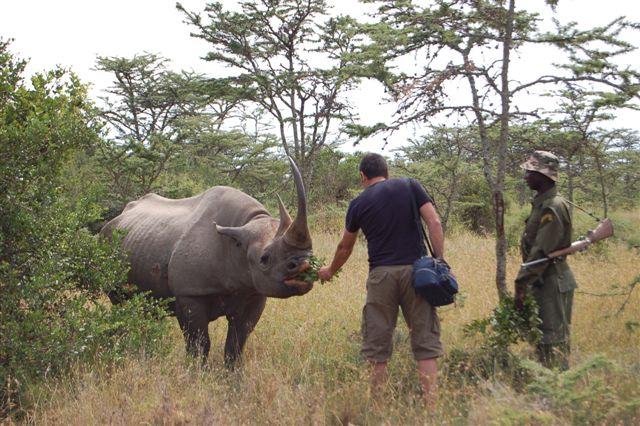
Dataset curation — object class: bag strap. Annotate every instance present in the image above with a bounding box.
[406,178,433,257]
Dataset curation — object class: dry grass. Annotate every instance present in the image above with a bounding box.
[15,226,640,425]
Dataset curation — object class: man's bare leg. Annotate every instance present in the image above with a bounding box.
[370,361,388,397]
[418,358,438,408]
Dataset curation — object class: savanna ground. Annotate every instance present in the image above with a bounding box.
[11,211,640,425]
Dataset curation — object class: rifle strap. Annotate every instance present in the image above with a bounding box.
[562,197,601,222]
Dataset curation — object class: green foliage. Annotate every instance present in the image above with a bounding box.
[94,54,208,203]
[523,355,640,424]
[466,296,542,350]
[308,204,351,234]
[178,0,365,184]
[295,255,326,283]
[90,55,288,220]
[342,122,388,142]
[444,296,541,387]
[394,128,493,233]
[308,147,362,205]
[504,202,530,249]
[0,43,169,416]
[168,125,287,203]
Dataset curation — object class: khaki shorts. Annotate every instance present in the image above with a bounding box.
[361,265,444,362]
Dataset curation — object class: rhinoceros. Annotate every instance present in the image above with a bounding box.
[100,159,313,365]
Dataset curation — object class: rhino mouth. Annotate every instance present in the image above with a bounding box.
[283,280,314,296]
[282,275,314,294]
[283,259,311,281]
[282,260,314,295]
[283,278,313,289]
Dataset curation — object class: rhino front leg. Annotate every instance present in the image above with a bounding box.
[224,295,267,368]
[176,296,211,361]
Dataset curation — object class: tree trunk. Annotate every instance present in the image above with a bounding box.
[493,0,516,300]
[593,150,609,217]
[493,191,508,298]
[441,156,461,234]
[566,156,575,215]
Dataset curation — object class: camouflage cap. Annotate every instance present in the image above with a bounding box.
[520,150,559,181]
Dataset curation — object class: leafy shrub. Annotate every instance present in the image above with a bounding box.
[608,210,640,249]
[308,204,350,234]
[308,147,362,206]
[444,296,541,388]
[523,355,640,424]
[0,42,169,417]
[0,196,171,417]
[504,203,530,249]
[452,174,495,234]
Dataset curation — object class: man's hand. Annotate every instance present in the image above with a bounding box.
[319,229,357,283]
[318,266,334,282]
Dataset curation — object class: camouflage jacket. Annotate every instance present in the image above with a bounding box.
[515,187,577,292]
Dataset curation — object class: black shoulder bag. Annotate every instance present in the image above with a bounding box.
[407,178,459,307]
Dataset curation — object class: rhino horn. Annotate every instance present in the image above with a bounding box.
[274,194,292,238]
[283,156,311,249]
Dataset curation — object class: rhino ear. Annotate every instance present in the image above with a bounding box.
[214,222,247,247]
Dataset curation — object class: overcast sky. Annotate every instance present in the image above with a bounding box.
[2,0,640,153]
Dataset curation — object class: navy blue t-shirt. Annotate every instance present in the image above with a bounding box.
[345,178,433,269]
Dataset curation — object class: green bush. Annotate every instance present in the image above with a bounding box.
[523,355,640,424]
[308,147,362,206]
[0,197,171,417]
[504,203,530,250]
[0,42,169,417]
[444,296,541,388]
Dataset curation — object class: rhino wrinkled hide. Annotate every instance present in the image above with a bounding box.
[100,159,313,365]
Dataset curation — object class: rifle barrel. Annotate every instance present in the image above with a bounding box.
[521,257,551,268]
[520,219,613,270]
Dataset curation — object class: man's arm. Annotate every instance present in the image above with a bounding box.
[420,202,444,259]
[318,229,358,282]
[514,207,564,307]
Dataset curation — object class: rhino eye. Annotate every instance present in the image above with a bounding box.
[286,261,297,271]
[260,254,270,265]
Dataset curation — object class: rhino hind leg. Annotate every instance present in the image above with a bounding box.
[176,296,211,361]
[224,295,267,368]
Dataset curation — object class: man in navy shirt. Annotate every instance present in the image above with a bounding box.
[319,153,446,407]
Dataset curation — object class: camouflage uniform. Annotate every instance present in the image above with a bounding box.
[516,151,577,370]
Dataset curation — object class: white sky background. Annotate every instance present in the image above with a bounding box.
[2,0,640,154]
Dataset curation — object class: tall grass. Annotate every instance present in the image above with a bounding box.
[14,223,640,424]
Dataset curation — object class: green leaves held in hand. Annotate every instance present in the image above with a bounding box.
[296,255,325,284]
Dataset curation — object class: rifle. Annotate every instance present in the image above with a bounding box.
[521,218,614,268]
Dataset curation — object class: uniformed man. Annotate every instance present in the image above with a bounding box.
[515,150,577,370]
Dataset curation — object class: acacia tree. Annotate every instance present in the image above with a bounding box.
[395,126,479,232]
[543,83,639,217]
[95,54,209,202]
[177,0,364,185]
[170,108,288,200]
[357,0,640,299]
[607,130,640,210]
